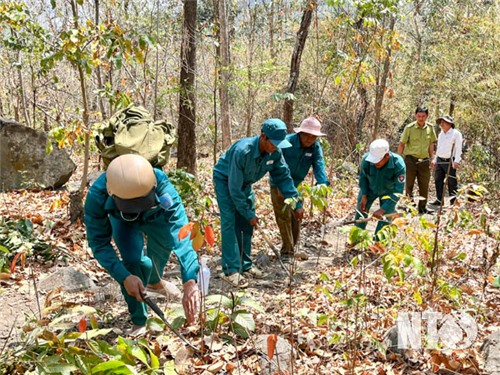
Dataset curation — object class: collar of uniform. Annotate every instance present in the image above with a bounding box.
[409,121,432,130]
[385,152,396,169]
[252,136,262,159]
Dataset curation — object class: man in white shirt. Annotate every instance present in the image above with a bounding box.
[430,115,463,206]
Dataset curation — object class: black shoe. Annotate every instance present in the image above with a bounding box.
[280,254,293,264]
[418,207,434,215]
[429,200,441,206]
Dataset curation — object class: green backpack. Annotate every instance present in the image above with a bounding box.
[95,105,176,169]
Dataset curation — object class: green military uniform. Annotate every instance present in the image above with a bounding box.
[356,152,406,234]
[400,121,437,210]
[269,133,329,255]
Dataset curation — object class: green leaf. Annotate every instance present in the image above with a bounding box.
[0,245,10,254]
[76,0,83,5]
[231,322,250,338]
[319,272,330,282]
[91,360,136,374]
[50,0,56,8]
[232,310,255,332]
[413,290,422,305]
[205,294,231,307]
[43,363,79,375]
[239,297,264,313]
[146,317,164,332]
[163,360,177,375]
[131,346,148,366]
[493,276,500,288]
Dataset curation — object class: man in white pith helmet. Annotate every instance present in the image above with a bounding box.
[84,154,199,335]
[269,116,330,263]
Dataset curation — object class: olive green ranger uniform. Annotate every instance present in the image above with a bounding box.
[399,121,437,210]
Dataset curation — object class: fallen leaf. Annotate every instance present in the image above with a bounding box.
[267,334,278,360]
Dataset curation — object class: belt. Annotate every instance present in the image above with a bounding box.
[437,157,451,162]
[406,155,429,162]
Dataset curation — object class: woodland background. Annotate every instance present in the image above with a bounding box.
[0,0,499,374]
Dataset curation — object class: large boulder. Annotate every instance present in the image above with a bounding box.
[0,118,75,191]
[481,330,500,375]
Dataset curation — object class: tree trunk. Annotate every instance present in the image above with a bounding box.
[177,0,197,175]
[245,4,257,137]
[372,16,395,140]
[282,0,316,132]
[16,50,31,128]
[95,0,106,120]
[449,94,456,116]
[215,0,231,150]
[69,0,90,223]
[153,0,160,120]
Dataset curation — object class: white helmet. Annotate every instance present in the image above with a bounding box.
[106,154,157,213]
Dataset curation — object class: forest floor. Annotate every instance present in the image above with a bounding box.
[0,157,499,374]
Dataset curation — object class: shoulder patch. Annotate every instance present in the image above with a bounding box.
[398,175,405,183]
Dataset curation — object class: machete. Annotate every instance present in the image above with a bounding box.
[140,291,200,353]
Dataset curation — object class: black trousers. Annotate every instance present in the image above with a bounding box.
[435,158,457,204]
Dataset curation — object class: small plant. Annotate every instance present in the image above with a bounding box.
[0,217,54,274]
[203,292,264,339]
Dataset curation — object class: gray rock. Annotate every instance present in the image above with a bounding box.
[383,326,406,354]
[255,252,271,268]
[0,118,76,191]
[255,334,293,375]
[39,267,96,292]
[481,330,500,375]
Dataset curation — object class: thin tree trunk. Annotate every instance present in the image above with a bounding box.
[16,50,31,128]
[69,0,90,223]
[215,0,231,150]
[372,16,395,140]
[268,0,275,61]
[177,0,197,175]
[95,0,106,120]
[449,95,456,116]
[282,0,316,131]
[153,0,160,119]
[245,3,257,137]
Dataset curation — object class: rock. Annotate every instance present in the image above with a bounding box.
[255,334,293,375]
[383,326,406,354]
[39,267,96,292]
[337,161,358,178]
[481,330,500,375]
[0,118,76,191]
[255,252,271,268]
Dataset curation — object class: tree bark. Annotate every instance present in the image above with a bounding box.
[16,50,31,128]
[215,0,231,150]
[372,16,395,140]
[245,4,257,137]
[95,0,106,120]
[70,0,90,223]
[282,0,316,132]
[177,0,197,175]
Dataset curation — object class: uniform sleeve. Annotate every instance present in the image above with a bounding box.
[228,150,256,221]
[312,144,330,186]
[380,159,406,213]
[453,131,463,163]
[269,154,303,209]
[155,171,199,282]
[430,127,437,143]
[400,126,409,144]
[358,158,369,196]
[84,185,131,284]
